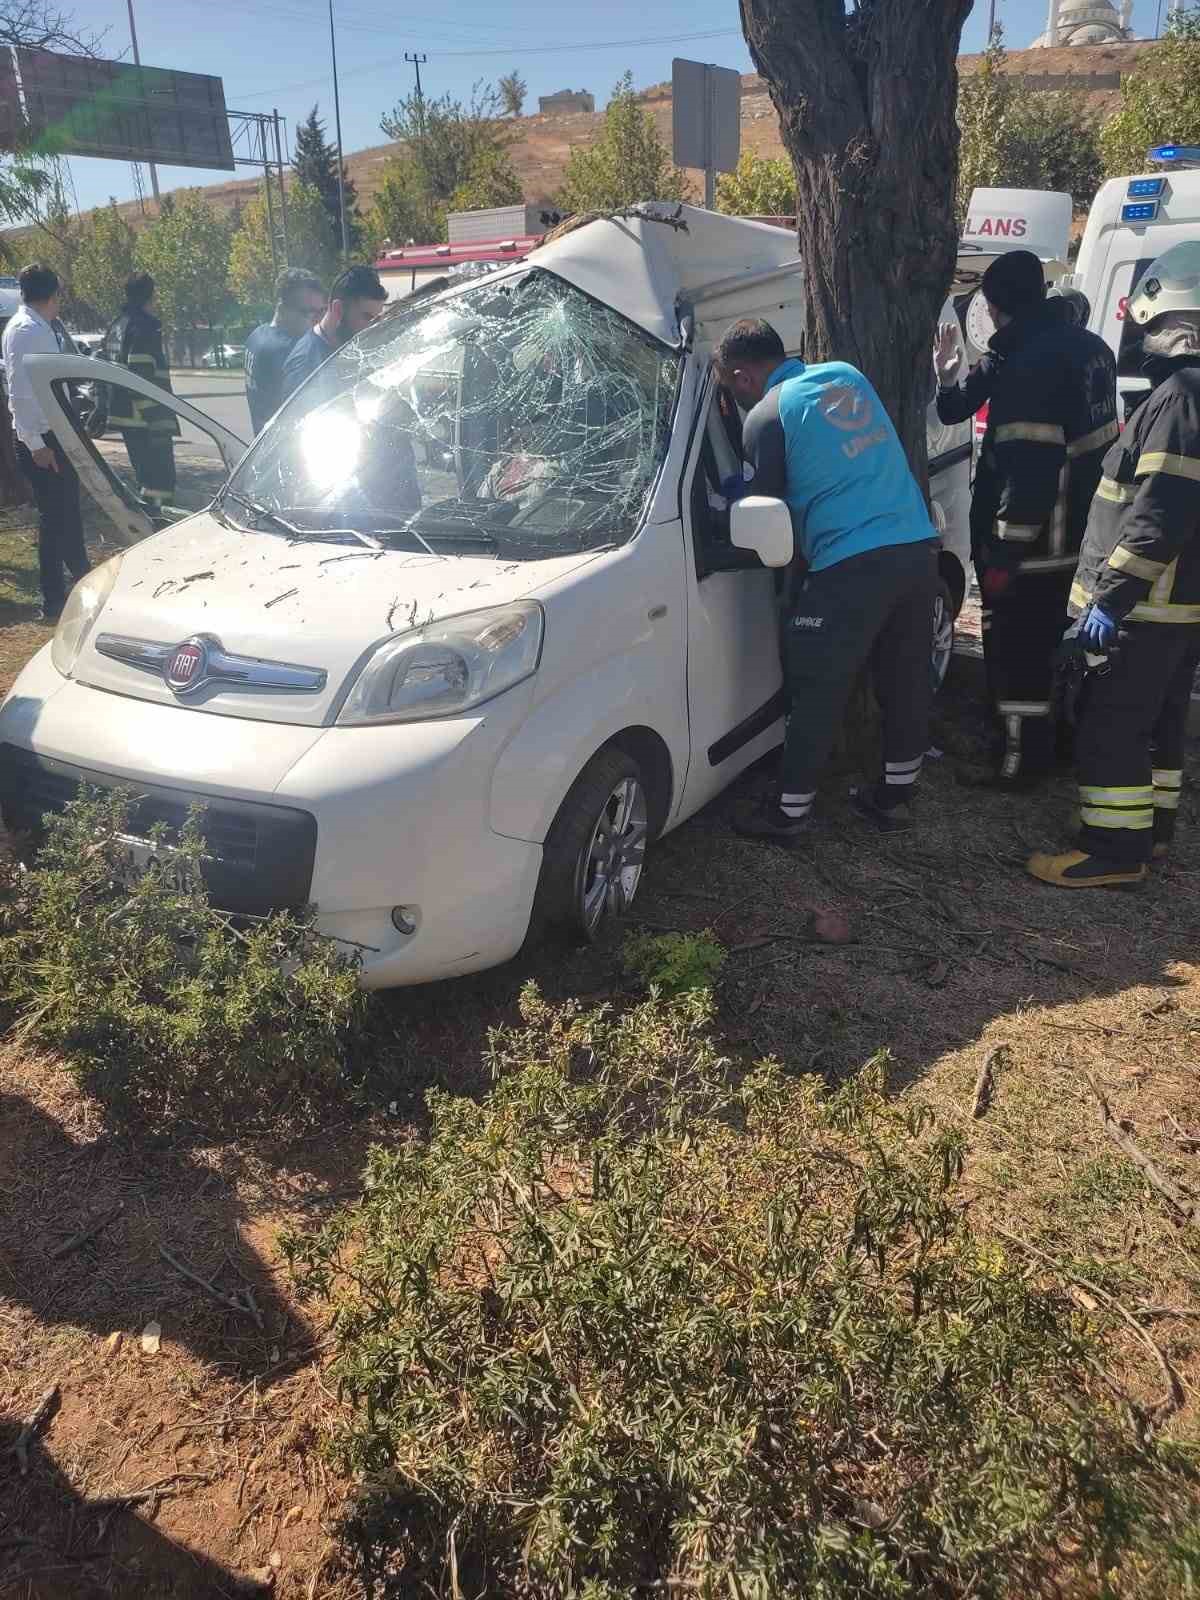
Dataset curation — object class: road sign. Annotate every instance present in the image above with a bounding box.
[672,58,741,209]
[0,47,234,171]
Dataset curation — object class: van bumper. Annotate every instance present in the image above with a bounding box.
[0,647,542,989]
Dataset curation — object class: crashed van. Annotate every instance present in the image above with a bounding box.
[0,206,972,988]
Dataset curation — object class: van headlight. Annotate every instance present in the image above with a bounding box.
[51,555,123,678]
[337,601,543,726]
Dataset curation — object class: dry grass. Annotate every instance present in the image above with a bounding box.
[1,598,1198,1596]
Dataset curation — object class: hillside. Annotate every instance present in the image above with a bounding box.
[15,42,1157,241]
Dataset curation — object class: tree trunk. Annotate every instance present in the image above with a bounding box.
[738,0,973,481]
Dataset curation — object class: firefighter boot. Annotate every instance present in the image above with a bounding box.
[1026,849,1148,889]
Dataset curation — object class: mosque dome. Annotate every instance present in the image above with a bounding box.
[1030,0,1131,45]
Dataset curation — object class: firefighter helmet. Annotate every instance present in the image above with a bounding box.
[1129,240,1200,325]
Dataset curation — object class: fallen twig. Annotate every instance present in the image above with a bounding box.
[996,1225,1185,1432]
[5,1385,60,1474]
[1163,1111,1200,1153]
[90,1471,212,1514]
[158,1246,265,1328]
[48,1202,124,1262]
[970,1045,1007,1120]
[1086,1077,1199,1227]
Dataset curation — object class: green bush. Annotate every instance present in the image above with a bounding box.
[0,788,365,1129]
[289,984,1199,1599]
[622,929,725,996]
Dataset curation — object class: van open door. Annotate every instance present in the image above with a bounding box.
[26,352,248,545]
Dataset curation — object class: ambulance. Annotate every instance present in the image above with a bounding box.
[1065,146,1200,421]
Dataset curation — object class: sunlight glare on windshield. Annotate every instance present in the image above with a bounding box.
[300,411,361,490]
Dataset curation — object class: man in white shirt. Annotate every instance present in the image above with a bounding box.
[2,263,89,622]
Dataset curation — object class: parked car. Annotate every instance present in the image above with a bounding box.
[0,205,974,989]
[200,344,245,369]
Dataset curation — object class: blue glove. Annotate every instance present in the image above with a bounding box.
[721,472,749,504]
[1079,603,1119,652]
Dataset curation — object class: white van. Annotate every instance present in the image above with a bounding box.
[0,206,972,988]
[1067,156,1200,419]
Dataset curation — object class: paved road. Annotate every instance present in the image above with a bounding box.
[169,371,252,457]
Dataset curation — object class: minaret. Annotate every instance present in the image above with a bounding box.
[1046,0,1062,44]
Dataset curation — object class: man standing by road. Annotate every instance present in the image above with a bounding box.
[280,264,387,405]
[244,267,325,433]
[2,263,89,623]
[716,318,938,841]
[1029,241,1200,888]
[934,251,1116,789]
[101,272,180,518]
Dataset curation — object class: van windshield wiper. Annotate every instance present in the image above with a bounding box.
[222,491,383,552]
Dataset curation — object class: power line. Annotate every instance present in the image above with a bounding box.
[235,25,741,101]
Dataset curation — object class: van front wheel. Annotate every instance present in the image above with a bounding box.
[530,747,649,945]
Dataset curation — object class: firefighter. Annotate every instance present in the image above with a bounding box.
[1028,240,1200,888]
[100,272,180,517]
[935,250,1117,789]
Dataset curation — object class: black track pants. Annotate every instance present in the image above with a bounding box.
[1075,621,1200,864]
[123,429,177,511]
[779,539,937,812]
[982,567,1072,779]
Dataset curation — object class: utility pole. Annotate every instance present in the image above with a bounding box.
[986,0,997,42]
[126,0,160,204]
[405,51,427,129]
[328,0,349,257]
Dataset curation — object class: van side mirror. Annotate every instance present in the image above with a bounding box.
[730,496,794,568]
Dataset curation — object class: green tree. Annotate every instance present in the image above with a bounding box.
[135,190,233,359]
[498,70,527,117]
[228,180,337,307]
[374,82,522,243]
[1101,26,1200,177]
[449,143,525,214]
[957,31,1101,216]
[370,152,444,245]
[715,148,796,216]
[557,73,686,213]
[292,104,363,254]
[74,200,137,325]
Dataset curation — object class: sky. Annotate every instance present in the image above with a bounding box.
[63,0,1167,216]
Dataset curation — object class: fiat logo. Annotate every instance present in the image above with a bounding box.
[164,639,207,694]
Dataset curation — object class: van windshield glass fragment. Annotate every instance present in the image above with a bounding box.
[225,269,678,558]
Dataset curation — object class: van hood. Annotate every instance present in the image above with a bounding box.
[73,512,596,727]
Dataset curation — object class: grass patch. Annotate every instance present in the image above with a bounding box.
[289,984,1200,1599]
[622,928,726,997]
[0,788,366,1131]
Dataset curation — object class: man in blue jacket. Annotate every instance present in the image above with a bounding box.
[716,318,939,842]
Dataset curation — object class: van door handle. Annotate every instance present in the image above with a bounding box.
[648,605,668,619]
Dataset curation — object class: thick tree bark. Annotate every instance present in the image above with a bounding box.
[739,0,973,481]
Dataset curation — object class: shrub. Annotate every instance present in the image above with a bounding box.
[289,984,1200,1599]
[0,788,365,1129]
[622,929,725,996]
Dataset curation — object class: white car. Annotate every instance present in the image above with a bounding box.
[200,343,245,369]
[0,206,973,989]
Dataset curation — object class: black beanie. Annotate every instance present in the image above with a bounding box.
[981,250,1046,316]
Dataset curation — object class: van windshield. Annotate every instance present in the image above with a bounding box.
[223,268,679,558]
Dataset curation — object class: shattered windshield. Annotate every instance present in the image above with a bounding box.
[225,269,679,558]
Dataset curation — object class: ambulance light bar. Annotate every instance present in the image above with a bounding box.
[1148,144,1200,168]
[1127,177,1166,198]
[1122,201,1160,222]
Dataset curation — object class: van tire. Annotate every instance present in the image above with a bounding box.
[527,746,649,947]
[932,577,955,692]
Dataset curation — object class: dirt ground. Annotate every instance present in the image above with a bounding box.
[2,518,1199,1598]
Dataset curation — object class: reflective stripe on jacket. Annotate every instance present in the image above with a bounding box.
[102,308,180,436]
[969,305,1117,577]
[1072,359,1200,624]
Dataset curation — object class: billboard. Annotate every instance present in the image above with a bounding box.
[0,48,234,171]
